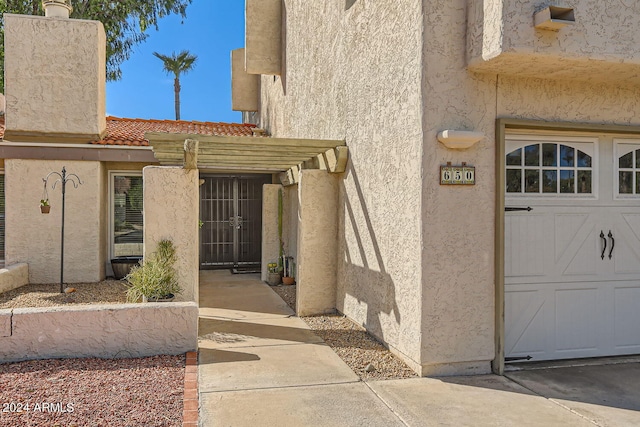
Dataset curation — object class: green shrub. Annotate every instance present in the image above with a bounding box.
[125,239,181,302]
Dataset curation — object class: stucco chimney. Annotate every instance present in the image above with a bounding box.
[42,0,72,19]
[3,13,107,143]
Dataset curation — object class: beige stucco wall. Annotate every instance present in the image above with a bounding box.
[260,1,425,370]
[261,184,281,281]
[467,0,640,83]
[232,48,260,112]
[296,170,339,316]
[5,160,106,284]
[283,184,298,266]
[245,0,282,75]
[420,1,498,376]
[0,302,198,362]
[4,14,106,139]
[143,166,199,303]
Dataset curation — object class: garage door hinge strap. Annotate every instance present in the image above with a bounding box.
[505,206,533,212]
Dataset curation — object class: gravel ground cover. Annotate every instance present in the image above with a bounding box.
[0,355,185,427]
[0,281,128,309]
[271,284,417,380]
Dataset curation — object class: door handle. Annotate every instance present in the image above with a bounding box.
[229,216,242,230]
[608,230,615,260]
[600,230,607,260]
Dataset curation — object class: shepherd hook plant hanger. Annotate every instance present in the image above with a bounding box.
[42,166,82,293]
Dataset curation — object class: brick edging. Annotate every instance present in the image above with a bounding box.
[183,351,199,427]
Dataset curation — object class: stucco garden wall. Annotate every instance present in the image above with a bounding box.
[0,264,29,295]
[260,1,425,370]
[143,166,199,303]
[0,302,198,362]
[5,160,106,284]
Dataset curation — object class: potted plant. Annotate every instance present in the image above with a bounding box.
[125,239,181,302]
[40,199,50,214]
[267,262,281,286]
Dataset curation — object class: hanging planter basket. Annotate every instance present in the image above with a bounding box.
[40,180,50,214]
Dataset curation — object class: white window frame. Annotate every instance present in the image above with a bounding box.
[505,134,599,200]
[613,139,640,200]
[108,171,143,260]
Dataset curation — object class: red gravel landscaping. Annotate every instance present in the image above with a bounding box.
[0,355,185,427]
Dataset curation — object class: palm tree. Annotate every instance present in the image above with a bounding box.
[153,50,198,120]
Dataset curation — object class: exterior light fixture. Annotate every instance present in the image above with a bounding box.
[437,130,484,149]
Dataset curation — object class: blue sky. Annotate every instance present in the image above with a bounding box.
[106,1,244,123]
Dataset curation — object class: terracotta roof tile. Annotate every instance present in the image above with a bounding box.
[0,116,261,145]
[91,116,262,146]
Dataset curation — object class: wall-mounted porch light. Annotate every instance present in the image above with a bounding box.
[437,130,484,149]
[534,6,575,31]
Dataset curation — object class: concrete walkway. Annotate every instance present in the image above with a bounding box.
[198,270,640,426]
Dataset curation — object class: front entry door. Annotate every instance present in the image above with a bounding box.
[504,135,640,362]
[200,175,271,269]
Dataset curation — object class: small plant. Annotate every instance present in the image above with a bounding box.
[125,239,181,302]
[40,198,51,214]
[268,263,279,273]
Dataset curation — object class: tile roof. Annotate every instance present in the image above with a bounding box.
[0,116,4,140]
[91,116,261,147]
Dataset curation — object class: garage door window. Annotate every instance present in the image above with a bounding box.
[506,143,593,195]
[616,144,640,195]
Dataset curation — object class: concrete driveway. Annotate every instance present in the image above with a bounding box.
[198,271,640,426]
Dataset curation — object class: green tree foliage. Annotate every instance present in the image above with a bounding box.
[0,0,192,93]
[153,50,197,120]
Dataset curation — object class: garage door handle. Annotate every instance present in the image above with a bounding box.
[600,231,607,260]
[608,230,615,260]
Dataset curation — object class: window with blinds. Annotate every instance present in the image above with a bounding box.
[112,174,143,257]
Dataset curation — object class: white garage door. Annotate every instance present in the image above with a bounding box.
[505,135,640,362]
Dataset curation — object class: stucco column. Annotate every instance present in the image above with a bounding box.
[296,170,339,316]
[261,184,281,281]
[143,166,199,303]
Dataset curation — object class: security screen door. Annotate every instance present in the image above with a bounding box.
[504,135,640,362]
[200,175,271,269]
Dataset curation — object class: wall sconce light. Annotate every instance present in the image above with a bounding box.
[437,130,484,149]
[534,6,575,31]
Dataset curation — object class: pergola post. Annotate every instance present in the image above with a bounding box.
[296,170,339,316]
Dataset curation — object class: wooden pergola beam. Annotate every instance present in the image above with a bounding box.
[146,132,348,177]
[148,132,345,149]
